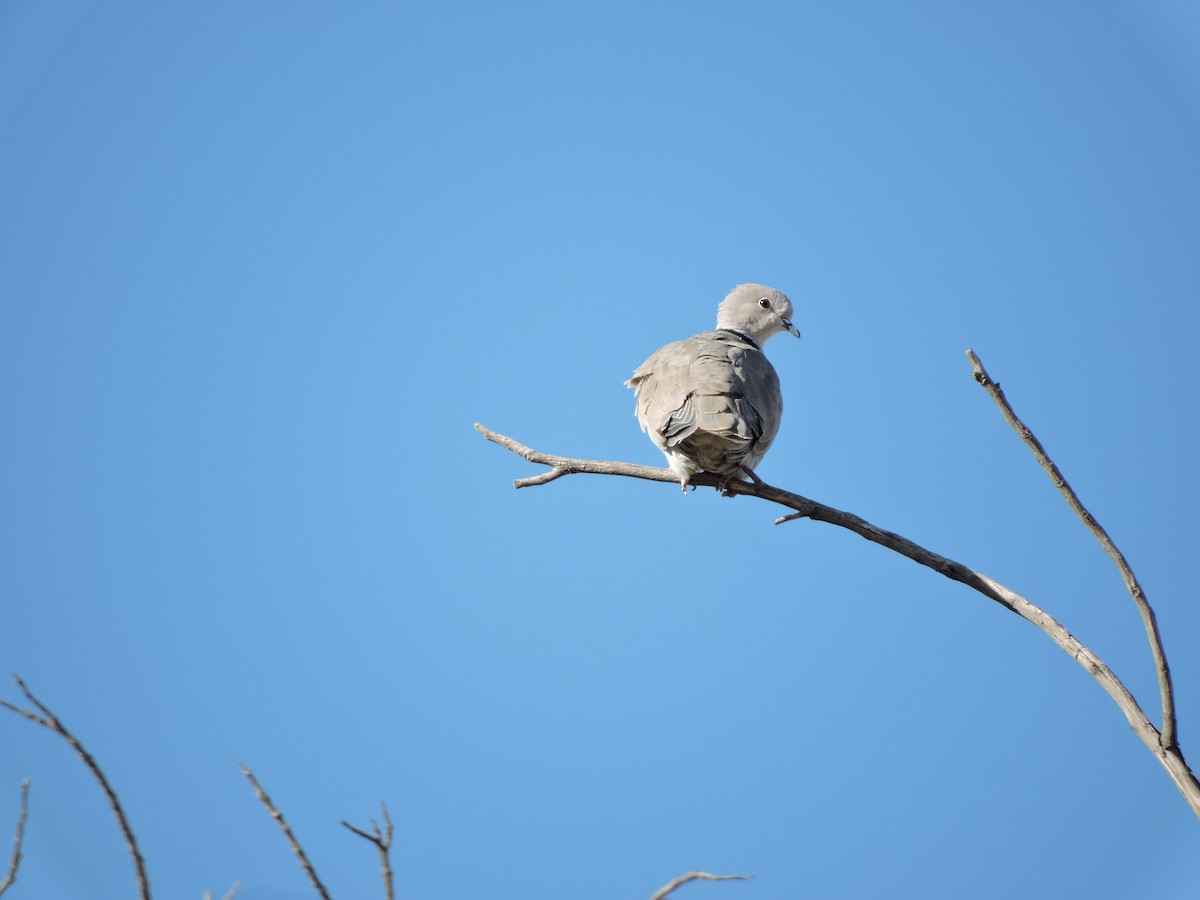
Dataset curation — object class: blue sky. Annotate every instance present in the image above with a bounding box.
[2,1,1200,897]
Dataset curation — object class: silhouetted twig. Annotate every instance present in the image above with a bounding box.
[341,801,395,900]
[966,348,1178,750]
[202,879,242,900]
[0,780,29,897]
[240,765,331,900]
[0,676,151,899]
[649,871,751,900]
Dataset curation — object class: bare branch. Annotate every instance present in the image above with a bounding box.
[202,880,242,900]
[966,348,1178,750]
[0,676,151,900]
[477,424,1200,817]
[650,871,752,900]
[475,423,678,488]
[341,801,395,900]
[0,780,29,897]
[240,765,331,900]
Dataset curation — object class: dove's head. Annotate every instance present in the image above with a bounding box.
[716,283,801,346]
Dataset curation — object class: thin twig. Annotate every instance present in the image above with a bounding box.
[649,871,752,900]
[0,676,151,900]
[966,348,1178,751]
[0,780,29,897]
[240,765,331,900]
[341,801,395,900]
[477,424,1200,817]
[202,880,242,900]
[475,424,677,488]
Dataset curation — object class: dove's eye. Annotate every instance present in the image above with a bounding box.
[758,298,771,309]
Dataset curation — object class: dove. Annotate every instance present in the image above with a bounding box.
[626,283,800,493]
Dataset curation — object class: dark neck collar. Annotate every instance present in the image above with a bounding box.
[717,329,760,350]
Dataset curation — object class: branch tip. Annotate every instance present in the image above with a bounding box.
[1,677,150,899]
[0,779,30,897]
[342,801,396,900]
[241,765,332,900]
[650,871,753,900]
[965,349,1179,752]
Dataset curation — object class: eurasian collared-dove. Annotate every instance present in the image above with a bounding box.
[626,283,800,493]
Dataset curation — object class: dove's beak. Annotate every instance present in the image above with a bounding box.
[782,318,801,339]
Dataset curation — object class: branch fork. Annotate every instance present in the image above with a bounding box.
[478,349,1198,816]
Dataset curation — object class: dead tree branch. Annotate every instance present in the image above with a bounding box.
[649,871,752,900]
[240,765,332,900]
[475,352,1200,818]
[202,880,242,900]
[341,802,395,900]
[475,425,677,488]
[0,780,29,897]
[0,676,151,899]
[966,348,1178,751]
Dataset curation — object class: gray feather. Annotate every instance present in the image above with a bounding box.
[626,284,799,491]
